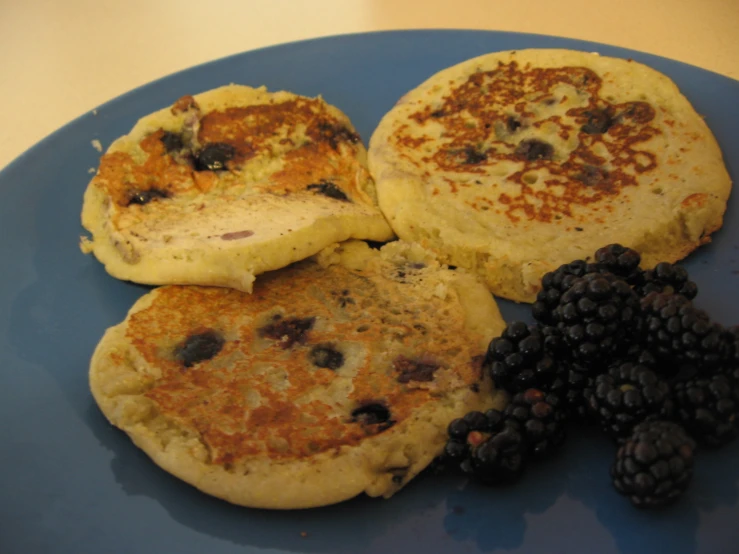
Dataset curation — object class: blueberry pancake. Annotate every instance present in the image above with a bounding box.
[81,85,394,292]
[89,241,506,509]
[368,49,732,302]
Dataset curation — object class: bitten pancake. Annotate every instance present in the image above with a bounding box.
[81,85,394,292]
[89,241,506,509]
[368,49,732,302]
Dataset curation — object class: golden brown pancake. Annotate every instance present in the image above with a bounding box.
[89,241,506,509]
[368,49,731,302]
[81,85,394,292]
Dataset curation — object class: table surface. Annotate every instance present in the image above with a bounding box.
[1,0,737,171]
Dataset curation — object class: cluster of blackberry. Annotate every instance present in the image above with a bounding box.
[442,244,739,509]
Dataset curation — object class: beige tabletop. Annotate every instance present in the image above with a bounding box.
[1,0,737,171]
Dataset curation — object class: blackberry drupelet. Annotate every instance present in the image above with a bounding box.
[585,362,673,441]
[609,342,686,381]
[640,292,729,371]
[553,272,641,365]
[443,410,528,485]
[621,343,659,370]
[673,373,739,447]
[719,326,739,385]
[611,420,696,508]
[635,262,698,300]
[504,388,567,458]
[594,244,644,285]
[532,260,602,325]
[561,363,591,419]
[484,322,567,394]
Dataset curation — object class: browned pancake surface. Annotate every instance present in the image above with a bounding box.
[90,242,505,508]
[369,49,731,301]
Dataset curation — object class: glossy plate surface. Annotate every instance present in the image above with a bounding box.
[1,30,739,554]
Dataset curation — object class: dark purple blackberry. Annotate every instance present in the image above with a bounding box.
[553,272,641,365]
[673,373,739,447]
[616,342,693,383]
[611,420,696,508]
[640,292,729,371]
[561,363,591,419]
[443,409,528,485]
[466,420,528,485]
[621,343,659,370]
[594,244,644,285]
[442,410,489,463]
[503,388,567,458]
[635,262,698,300]
[584,362,674,441]
[718,326,739,385]
[484,322,567,394]
[721,326,739,366]
[532,260,602,324]
[719,362,739,392]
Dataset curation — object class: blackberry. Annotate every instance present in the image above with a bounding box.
[561,363,591,419]
[673,373,739,447]
[594,244,644,285]
[443,410,528,485]
[612,342,690,382]
[467,421,528,485]
[611,420,696,508]
[719,361,739,391]
[718,327,739,385]
[503,388,567,458]
[553,272,641,365]
[621,343,659,370]
[532,260,601,324]
[443,410,487,463]
[640,292,729,371]
[484,322,566,394]
[442,409,510,462]
[635,262,698,300]
[584,362,673,441]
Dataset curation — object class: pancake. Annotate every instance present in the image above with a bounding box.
[368,49,732,302]
[81,85,394,292]
[89,241,506,509]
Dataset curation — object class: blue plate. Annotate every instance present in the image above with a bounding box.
[1,30,738,554]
